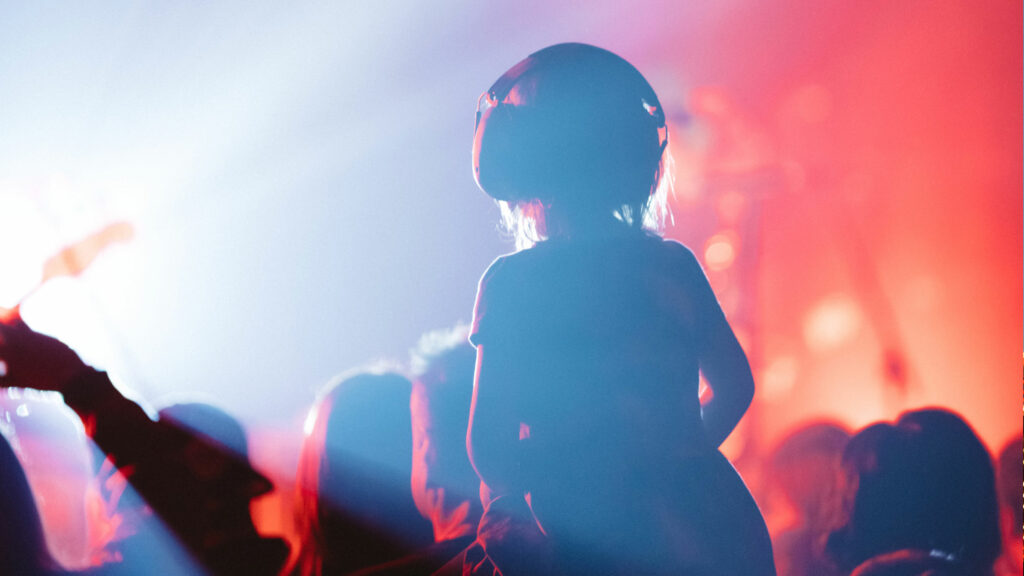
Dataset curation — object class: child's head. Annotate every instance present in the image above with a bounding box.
[473,43,672,247]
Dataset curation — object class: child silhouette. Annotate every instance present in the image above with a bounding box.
[466,43,775,576]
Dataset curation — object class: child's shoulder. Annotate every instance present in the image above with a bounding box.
[476,249,528,296]
[480,234,702,281]
[628,234,702,269]
[649,235,698,259]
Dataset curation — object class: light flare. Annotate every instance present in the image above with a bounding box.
[803,295,863,352]
[704,232,739,271]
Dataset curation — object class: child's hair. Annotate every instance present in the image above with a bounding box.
[473,43,674,249]
[497,153,673,250]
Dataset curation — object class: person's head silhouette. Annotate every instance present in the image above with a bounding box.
[472,42,671,247]
[292,370,433,576]
[826,408,1001,575]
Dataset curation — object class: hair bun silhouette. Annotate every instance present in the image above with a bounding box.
[473,42,667,210]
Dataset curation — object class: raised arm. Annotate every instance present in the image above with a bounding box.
[0,314,161,461]
[0,315,288,576]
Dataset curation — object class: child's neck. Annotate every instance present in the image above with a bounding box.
[546,207,630,241]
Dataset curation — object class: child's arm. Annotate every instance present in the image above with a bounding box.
[698,315,755,448]
[468,344,554,575]
[466,344,524,501]
[676,244,755,448]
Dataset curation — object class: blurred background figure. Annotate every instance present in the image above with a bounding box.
[290,371,433,576]
[0,390,100,571]
[994,434,1022,576]
[152,401,290,576]
[765,421,850,576]
[408,325,481,546]
[0,430,59,575]
[825,408,1001,576]
[354,325,481,569]
[351,326,482,576]
[157,402,253,468]
[0,314,286,576]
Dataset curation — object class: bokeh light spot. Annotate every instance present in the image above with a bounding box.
[803,294,862,352]
[762,356,799,401]
[704,232,738,271]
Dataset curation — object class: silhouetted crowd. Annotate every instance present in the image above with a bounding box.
[0,319,1019,576]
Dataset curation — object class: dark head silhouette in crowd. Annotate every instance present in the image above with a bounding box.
[767,421,851,576]
[994,435,1022,576]
[0,314,288,576]
[157,401,254,468]
[290,371,433,576]
[465,42,774,575]
[153,401,289,574]
[350,326,483,576]
[825,408,1002,576]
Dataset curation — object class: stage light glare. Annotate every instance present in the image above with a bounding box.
[303,405,319,438]
[0,195,54,307]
